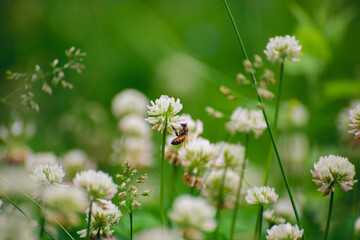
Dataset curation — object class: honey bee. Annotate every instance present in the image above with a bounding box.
[171,123,188,146]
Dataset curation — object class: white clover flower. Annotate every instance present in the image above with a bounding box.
[263,209,286,225]
[349,104,360,140]
[355,217,360,236]
[337,100,360,141]
[62,149,96,180]
[112,136,153,168]
[216,142,245,172]
[311,155,357,196]
[27,152,58,169]
[111,89,148,118]
[227,107,267,138]
[179,137,216,187]
[264,35,302,63]
[245,186,278,205]
[31,163,65,186]
[279,99,309,130]
[203,169,239,209]
[73,170,118,200]
[168,195,216,239]
[134,228,184,240]
[145,95,183,133]
[266,223,303,240]
[78,199,122,239]
[118,114,151,137]
[42,186,88,226]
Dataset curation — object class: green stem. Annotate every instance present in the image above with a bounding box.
[254,205,264,240]
[129,210,133,240]
[168,165,179,227]
[40,211,45,239]
[213,167,228,240]
[221,1,304,239]
[324,191,334,240]
[263,61,285,185]
[86,200,94,240]
[230,133,250,240]
[160,119,168,227]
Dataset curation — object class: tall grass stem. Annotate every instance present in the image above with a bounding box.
[213,167,228,240]
[86,200,94,240]
[230,133,250,240]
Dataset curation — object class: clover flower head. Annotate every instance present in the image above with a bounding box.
[355,217,360,236]
[77,199,122,239]
[179,137,216,187]
[227,107,267,138]
[31,163,65,186]
[168,195,216,238]
[263,209,286,225]
[264,35,302,63]
[111,89,148,118]
[134,228,184,240]
[145,95,183,133]
[266,223,303,240]
[216,142,245,171]
[112,136,153,168]
[349,104,360,140]
[62,149,95,179]
[311,155,357,196]
[73,170,118,200]
[245,186,278,205]
[118,114,151,137]
[203,169,239,209]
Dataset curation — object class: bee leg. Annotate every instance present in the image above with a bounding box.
[172,126,179,136]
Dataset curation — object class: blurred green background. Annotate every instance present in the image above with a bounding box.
[1,0,360,239]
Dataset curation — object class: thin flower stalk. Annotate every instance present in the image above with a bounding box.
[220,1,304,239]
[254,205,264,240]
[213,167,228,240]
[86,200,94,240]
[230,133,250,240]
[263,61,285,185]
[324,190,334,240]
[160,118,167,226]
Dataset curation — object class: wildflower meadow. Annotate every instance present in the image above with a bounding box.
[0,0,360,239]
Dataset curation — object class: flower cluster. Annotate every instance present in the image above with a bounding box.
[311,155,357,196]
[349,104,360,140]
[111,89,153,168]
[61,149,96,180]
[77,199,122,239]
[263,209,286,225]
[264,35,302,63]
[203,169,239,209]
[30,163,65,186]
[117,162,152,213]
[145,95,183,133]
[216,142,245,172]
[5,46,86,112]
[245,186,278,205]
[168,195,216,239]
[266,223,303,240]
[227,107,267,138]
[179,137,216,187]
[111,89,149,118]
[73,170,118,200]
